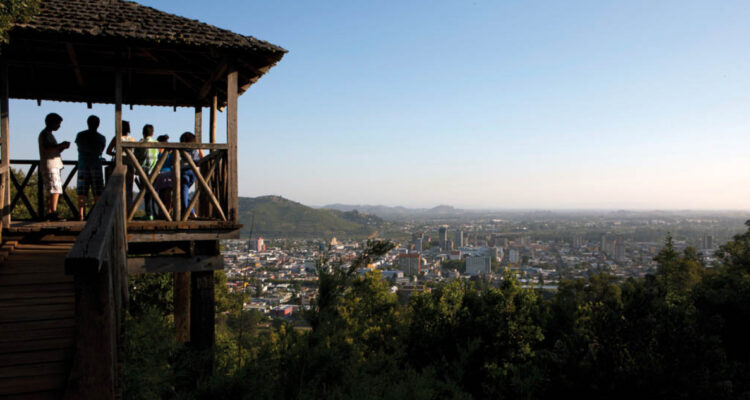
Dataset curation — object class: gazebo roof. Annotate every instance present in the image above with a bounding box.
[0,0,287,107]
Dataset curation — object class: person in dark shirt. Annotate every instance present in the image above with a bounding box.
[75,115,106,220]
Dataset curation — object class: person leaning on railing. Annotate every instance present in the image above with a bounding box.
[177,132,204,218]
[133,124,159,220]
[153,134,173,215]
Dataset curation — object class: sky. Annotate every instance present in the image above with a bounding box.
[7,0,750,209]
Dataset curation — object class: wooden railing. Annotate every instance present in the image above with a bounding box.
[121,142,229,222]
[64,165,128,398]
[7,159,92,221]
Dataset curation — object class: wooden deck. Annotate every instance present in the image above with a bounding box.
[0,240,75,399]
[4,220,241,243]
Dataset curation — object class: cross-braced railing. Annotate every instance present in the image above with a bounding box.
[7,159,88,220]
[121,142,229,222]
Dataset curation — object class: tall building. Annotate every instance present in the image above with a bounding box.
[398,253,422,276]
[508,248,520,264]
[466,256,491,276]
[488,247,500,262]
[439,226,448,251]
[615,236,624,262]
[454,230,464,248]
[251,237,266,252]
[703,235,714,250]
[414,238,423,252]
[600,235,607,255]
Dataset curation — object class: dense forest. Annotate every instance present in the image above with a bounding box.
[124,224,750,399]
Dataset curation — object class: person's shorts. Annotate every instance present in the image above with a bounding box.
[43,168,63,195]
[77,167,104,197]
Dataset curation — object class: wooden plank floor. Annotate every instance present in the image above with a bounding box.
[0,242,75,399]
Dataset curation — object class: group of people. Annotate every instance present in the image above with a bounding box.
[38,112,202,221]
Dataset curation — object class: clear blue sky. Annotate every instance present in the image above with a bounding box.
[8,0,750,209]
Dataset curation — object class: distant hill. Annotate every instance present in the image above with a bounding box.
[321,203,466,221]
[238,196,384,238]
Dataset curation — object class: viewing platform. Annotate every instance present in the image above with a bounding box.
[0,0,286,398]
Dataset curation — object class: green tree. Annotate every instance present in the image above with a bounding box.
[0,0,39,47]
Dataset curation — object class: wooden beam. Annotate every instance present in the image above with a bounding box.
[173,150,181,221]
[126,229,240,243]
[174,272,190,342]
[1,64,10,228]
[198,60,227,100]
[210,96,217,144]
[115,72,122,168]
[127,256,223,274]
[226,69,239,223]
[65,43,84,87]
[190,270,215,370]
[194,106,202,144]
[120,142,228,150]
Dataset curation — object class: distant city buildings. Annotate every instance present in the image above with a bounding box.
[454,230,464,248]
[439,226,448,251]
[398,253,422,276]
[466,256,491,276]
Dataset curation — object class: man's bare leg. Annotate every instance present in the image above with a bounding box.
[78,194,87,221]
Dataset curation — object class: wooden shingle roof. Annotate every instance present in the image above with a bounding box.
[14,0,286,54]
[0,0,287,107]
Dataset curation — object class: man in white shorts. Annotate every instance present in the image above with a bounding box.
[38,113,70,220]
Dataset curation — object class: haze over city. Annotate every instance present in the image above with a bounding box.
[7,0,750,209]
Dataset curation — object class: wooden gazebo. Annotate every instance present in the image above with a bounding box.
[0,0,285,397]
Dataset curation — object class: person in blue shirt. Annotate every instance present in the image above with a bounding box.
[75,115,106,221]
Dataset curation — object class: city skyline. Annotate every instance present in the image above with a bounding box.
[6,0,750,209]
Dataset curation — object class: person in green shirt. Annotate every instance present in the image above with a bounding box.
[134,124,159,220]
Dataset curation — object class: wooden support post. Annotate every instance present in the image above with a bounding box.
[1,64,9,228]
[226,70,238,223]
[64,264,117,399]
[190,270,215,368]
[209,95,217,144]
[194,106,202,143]
[174,271,191,342]
[115,71,123,168]
[37,165,44,219]
[173,149,181,221]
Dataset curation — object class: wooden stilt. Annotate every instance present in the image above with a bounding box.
[174,272,190,342]
[1,65,9,229]
[226,70,238,223]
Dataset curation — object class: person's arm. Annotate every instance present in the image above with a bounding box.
[198,149,205,158]
[106,136,116,156]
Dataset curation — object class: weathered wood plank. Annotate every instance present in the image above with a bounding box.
[0,361,68,379]
[1,64,10,229]
[128,255,223,274]
[65,166,125,275]
[174,271,190,342]
[0,327,73,343]
[0,374,68,396]
[0,337,74,354]
[226,69,238,223]
[0,319,75,334]
[0,348,72,367]
[126,229,240,243]
[121,142,228,150]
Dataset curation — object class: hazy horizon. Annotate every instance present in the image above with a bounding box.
[6,0,750,209]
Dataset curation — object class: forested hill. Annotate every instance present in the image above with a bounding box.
[238,196,384,238]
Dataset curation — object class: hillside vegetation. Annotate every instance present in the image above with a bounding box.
[238,196,383,238]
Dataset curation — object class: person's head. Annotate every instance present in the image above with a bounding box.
[87,115,100,130]
[122,120,131,136]
[157,134,169,143]
[179,131,196,143]
[142,124,154,138]
[44,113,63,130]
